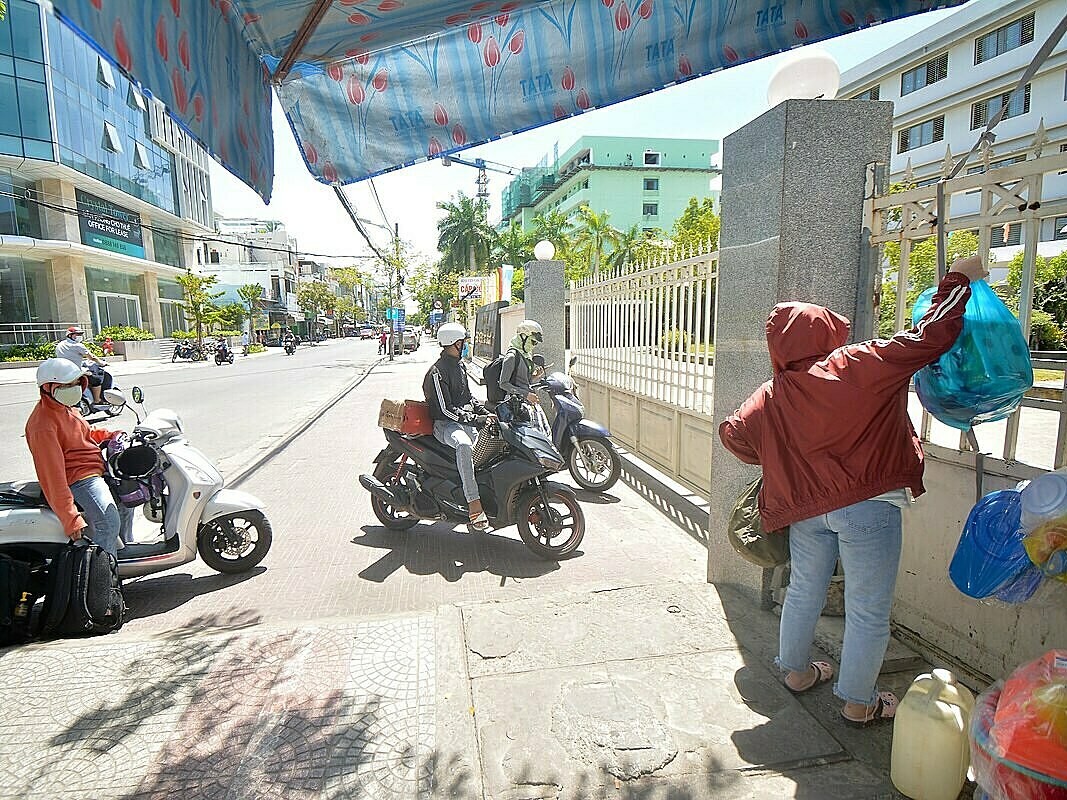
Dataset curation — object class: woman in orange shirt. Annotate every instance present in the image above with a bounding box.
[25,359,133,560]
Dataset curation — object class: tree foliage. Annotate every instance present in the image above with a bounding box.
[176,271,224,347]
[492,220,535,269]
[237,283,263,333]
[672,197,720,251]
[214,302,247,333]
[330,267,371,324]
[297,281,336,326]
[571,204,621,275]
[436,193,495,274]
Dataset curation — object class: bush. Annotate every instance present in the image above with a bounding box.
[212,330,242,337]
[171,330,196,339]
[659,329,691,351]
[1031,309,1066,350]
[247,343,266,354]
[0,338,100,362]
[96,325,153,341]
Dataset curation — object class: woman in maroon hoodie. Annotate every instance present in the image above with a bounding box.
[719,255,987,725]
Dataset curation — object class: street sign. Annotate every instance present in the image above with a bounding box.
[433,300,443,310]
[457,277,483,302]
[393,308,405,333]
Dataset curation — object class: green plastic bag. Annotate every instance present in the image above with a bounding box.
[728,478,790,568]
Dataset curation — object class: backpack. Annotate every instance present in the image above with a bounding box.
[483,353,508,404]
[38,539,125,639]
[0,550,46,647]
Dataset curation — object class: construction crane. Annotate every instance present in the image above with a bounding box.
[441,155,519,200]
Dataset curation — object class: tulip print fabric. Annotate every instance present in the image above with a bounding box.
[52,0,966,201]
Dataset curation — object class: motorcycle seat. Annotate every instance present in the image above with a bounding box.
[0,480,48,507]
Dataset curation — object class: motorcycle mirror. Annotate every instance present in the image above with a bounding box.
[532,354,546,367]
[131,386,144,404]
[101,388,126,406]
[569,355,578,367]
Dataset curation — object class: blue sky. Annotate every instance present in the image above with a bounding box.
[208,6,960,274]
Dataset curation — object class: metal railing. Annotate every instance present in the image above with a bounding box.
[867,144,1067,469]
[0,322,74,347]
[570,241,718,415]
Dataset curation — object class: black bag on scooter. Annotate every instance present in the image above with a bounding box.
[1,550,47,646]
[38,539,125,638]
[483,354,507,403]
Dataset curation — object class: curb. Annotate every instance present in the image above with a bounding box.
[616,448,711,548]
[227,356,385,489]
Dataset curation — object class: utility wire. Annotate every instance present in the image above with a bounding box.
[367,178,393,235]
[0,188,378,261]
[332,186,391,264]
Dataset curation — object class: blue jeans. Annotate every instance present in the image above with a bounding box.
[70,476,134,560]
[777,499,902,706]
[433,420,480,503]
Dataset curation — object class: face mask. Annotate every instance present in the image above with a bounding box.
[461,342,470,359]
[71,335,83,343]
[52,384,83,407]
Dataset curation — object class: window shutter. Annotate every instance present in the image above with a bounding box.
[1022,82,1031,114]
[933,116,944,142]
[898,129,909,153]
[971,100,986,130]
[932,53,948,83]
[870,85,880,101]
[975,35,985,65]
[1021,13,1035,45]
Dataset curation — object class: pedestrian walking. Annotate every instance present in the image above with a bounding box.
[378,330,388,355]
[241,330,250,356]
[718,255,988,727]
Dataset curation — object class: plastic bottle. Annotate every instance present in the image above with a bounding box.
[891,669,976,800]
[1020,471,1067,532]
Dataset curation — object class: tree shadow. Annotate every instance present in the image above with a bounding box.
[121,566,267,622]
[351,525,563,584]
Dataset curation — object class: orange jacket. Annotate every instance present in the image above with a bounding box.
[25,395,115,535]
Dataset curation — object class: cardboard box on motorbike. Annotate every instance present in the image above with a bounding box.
[378,400,433,435]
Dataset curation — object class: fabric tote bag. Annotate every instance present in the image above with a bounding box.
[728,477,790,568]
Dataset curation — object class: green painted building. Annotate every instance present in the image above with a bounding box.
[501,136,720,234]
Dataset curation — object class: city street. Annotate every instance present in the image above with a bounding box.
[0,341,917,799]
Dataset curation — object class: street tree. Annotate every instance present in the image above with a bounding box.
[408,264,458,321]
[436,193,495,273]
[571,204,621,275]
[214,302,247,333]
[1006,250,1067,299]
[237,283,264,338]
[176,271,224,348]
[493,220,535,269]
[672,197,720,252]
[297,281,336,335]
[330,267,371,323]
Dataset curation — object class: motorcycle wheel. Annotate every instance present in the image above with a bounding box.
[197,510,272,574]
[371,457,419,530]
[104,398,124,417]
[171,351,179,363]
[215,355,223,365]
[516,486,585,560]
[77,398,91,417]
[567,438,621,492]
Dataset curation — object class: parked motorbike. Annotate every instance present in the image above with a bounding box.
[0,387,273,579]
[283,339,297,356]
[78,362,124,420]
[359,418,585,560]
[171,340,203,362]
[214,339,235,366]
[530,355,621,492]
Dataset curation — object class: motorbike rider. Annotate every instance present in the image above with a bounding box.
[56,326,108,406]
[498,320,544,411]
[423,323,493,532]
[25,358,134,559]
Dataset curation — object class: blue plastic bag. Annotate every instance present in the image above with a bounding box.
[950,490,1034,599]
[912,280,1033,431]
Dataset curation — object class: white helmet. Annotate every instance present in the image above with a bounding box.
[437,322,467,347]
[516,320,544,345]
[36,358,87,387]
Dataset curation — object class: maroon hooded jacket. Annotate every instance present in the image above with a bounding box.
[719,272,971,531]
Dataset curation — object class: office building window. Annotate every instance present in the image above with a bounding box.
[901,53,948,96]
[0,1,52,161]
[643,178,659,191]
[0,171,42,238]
[1060,143,1067,175]
[971,84,1030,129]
[153,229,182,267]
[127,86,147,112]
[643,152,660,165]
[897,116,944,153]
[1054,217,1067,242]
[975,13,1034,65]
[643,203,658,216]
[853,85,880,101]
[991,223,1022,247]
[97,55,115,88]
[101,120,123,152]
[133,141,150,169]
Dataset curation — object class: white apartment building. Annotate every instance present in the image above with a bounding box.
[840,0,1067,265]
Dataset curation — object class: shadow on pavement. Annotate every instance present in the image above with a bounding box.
[572,489,622,504]
[121,566,267,622]
[352,525,563,584]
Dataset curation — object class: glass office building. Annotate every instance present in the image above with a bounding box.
[0,0,213,343]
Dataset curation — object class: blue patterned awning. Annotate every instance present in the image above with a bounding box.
[51,0,967,202]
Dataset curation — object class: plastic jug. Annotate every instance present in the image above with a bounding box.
[891,669,976,800]
[1021,472,1067,532]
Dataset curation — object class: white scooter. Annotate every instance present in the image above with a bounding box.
[0,387,272,578]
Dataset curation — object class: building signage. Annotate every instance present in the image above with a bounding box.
[457,277,484,302]
[75,189,146,259]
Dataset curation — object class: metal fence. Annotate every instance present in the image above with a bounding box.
[0,322,74,347]
[569,242,718,492]
[867,144,1067,470]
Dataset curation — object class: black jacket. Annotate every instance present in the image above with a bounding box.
[423,354,487,425]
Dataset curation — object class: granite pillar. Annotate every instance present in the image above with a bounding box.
[38,179,80,242]
[708,99,892,607]
[143,272,164,336]
[51,256,92,328]
[523,258,566,375]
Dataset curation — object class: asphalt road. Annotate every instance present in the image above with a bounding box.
[0,337,391,485]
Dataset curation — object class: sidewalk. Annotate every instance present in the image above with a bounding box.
[0,350,938,799]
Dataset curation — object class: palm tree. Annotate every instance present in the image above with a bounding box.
[606,225,641,272]
[571,205,621,274]
[492,220,535,268]
[436,193,495,274]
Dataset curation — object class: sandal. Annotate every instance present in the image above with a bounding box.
[841,691,899,727]
[468,510,490,533]
[786,661,834,694]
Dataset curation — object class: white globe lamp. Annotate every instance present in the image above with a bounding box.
[533,240,556,261]
[766,48,840,107]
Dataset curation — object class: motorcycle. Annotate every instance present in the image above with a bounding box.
[171,340,203,362]
[78,362,124,420]
[359,416,585,560]
[214,339,235,366]
[531,355,621,492]
[0,387,272,579]
[283,339,297,356]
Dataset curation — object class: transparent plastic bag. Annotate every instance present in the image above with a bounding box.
[950,490,1037,599]
[912,280,1033,431]
[969,651,1067,800]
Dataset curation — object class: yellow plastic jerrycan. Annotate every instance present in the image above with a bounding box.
[890,668,976,800]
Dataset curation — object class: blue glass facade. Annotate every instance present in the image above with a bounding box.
[46,13,178,215]
[0,0,52,160]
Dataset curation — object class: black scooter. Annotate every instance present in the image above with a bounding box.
[171,340,203,362]
[283,339,297,356]
[214,339,235,365]
[359,419,585,560]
